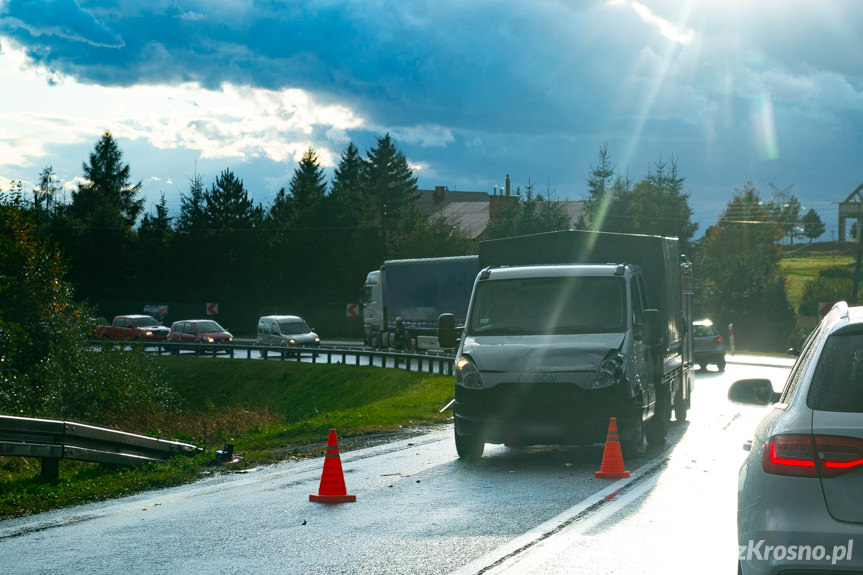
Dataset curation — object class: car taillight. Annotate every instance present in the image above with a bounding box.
[714,335,723,344]
[763,434,863,478]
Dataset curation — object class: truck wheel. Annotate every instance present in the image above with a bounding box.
[646,385,670,447]
[455,432,484,460]
[370,331,382,349]
[620,417,646,457]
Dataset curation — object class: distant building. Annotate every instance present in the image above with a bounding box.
[419,185,584,239]
[838,182,863,241]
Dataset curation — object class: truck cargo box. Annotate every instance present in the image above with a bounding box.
[479,230,684,353]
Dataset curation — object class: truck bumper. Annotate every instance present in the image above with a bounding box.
[453,383,640,447]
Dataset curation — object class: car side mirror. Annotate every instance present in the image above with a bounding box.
[639,309,661,346]
[728,378,780,406]
[438,313,457,349]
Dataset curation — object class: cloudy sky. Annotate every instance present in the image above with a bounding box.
[1,0,861,238]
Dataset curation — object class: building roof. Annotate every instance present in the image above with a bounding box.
[420,187,585,239]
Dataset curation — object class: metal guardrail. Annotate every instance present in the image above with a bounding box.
[0,415,201,481]
[92,340,456,375]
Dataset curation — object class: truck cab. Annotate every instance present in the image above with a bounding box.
[454,264,663,458]
[451,229,693,460]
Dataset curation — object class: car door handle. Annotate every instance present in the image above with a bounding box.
[743,440,752,451]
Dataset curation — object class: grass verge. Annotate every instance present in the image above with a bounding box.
[0,356,454,519]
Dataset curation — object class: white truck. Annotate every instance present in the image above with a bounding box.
[361,256,479,350]
[449,230,694,458]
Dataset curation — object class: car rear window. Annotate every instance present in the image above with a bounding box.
[692,324,717,337]
[808,330,863,413]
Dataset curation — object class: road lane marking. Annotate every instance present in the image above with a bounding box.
[448,457,668,575]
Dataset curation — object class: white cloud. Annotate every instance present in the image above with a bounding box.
[391,125,455,148]
[0,42,366,175]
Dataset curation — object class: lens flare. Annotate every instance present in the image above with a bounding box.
[752,92,780,161]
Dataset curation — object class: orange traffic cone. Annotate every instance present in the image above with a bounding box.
[310,428,356,503]
[594,417,631,479]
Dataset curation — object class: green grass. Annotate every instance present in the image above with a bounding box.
[781,244,855,311]
[0,357,454,519]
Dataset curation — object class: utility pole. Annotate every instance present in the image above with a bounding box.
[853,204,863,304]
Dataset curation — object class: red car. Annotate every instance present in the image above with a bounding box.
[96,315,170,341]
[168,319,233,347]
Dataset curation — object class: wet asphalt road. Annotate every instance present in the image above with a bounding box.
[0,358,792,575]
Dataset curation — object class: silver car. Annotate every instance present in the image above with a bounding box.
[729,301,863,575]
[256,315,320,349]
[693,319,726,371]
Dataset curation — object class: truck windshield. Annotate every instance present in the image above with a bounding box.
[467,276,626,336]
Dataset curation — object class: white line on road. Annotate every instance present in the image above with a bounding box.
[448,458,668,575]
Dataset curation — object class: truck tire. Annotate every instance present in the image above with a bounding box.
[674,391,690,422]
[646,384,670,447]
[370,330,382,349]
[620,417,646,457]
[455,432,484,460]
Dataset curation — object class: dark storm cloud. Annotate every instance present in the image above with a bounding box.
[0,0,619,135]
[1,0,860,234]
[2,0,123,48]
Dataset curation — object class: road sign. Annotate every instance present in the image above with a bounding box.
[206,302,219,315]
[346,303,359,318]
[819,301,835,318]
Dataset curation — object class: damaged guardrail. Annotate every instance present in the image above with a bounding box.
[0,415,201,481]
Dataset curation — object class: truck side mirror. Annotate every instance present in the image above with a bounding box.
[438,313,457,349]
[639,309,661,345]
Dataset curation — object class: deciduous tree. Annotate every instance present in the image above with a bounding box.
[697,184,794,351]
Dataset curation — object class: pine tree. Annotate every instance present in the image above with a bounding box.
[583,143,616,230]
[363,133,420,257]
[801,209,825,243]
[67,132,143,298]
[288,147,328,215]
[331,142,365,206]
[71,131,143,228]
[204,168,256,233]
[176,174,207,235]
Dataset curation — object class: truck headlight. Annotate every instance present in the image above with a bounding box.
[456,357,483,389]
[592,354,624,389]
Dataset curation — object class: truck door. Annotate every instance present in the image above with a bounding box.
[119,317,133,340]
[632,273,657,402]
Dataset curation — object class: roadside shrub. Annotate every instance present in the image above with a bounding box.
[0,193,176,430]
[799,272,853,318]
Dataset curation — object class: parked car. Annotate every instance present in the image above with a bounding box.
[729,301,863,575]
[168,319,233,349]
[256,315,320,355]
[692,319,725,371]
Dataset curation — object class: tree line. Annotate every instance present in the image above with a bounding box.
[2,132,840,424]
[5,133,829,348]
